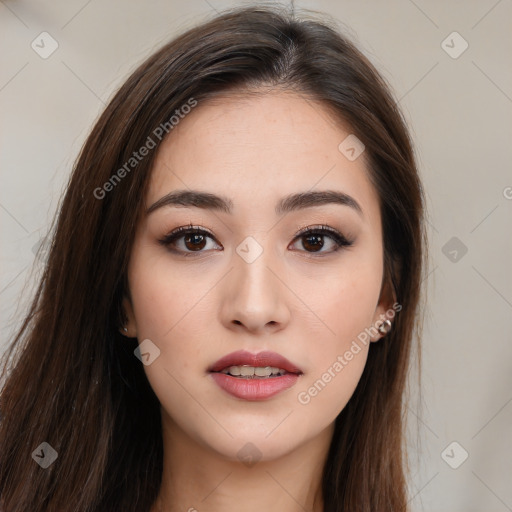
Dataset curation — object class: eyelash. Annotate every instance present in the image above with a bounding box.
[158,223,354,258]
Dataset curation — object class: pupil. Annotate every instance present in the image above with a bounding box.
[303,235,323,252]
[185,234,206,251]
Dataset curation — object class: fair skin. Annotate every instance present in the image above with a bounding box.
[122,90,394,511]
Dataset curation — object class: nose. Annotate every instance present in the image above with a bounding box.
[219,240,291,334]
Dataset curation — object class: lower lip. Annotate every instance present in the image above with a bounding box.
[209,372,300,400]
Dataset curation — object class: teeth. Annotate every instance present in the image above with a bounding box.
[240,366,254,377]
[254,367,271,377]
[219,365,287,378]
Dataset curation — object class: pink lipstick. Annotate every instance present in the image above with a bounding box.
[208,350,303,401]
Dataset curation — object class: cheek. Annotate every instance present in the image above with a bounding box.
[127,248,222,406]
[328,271,380,342]
[294,272,375,417]
[292,254,381,411]
[296,348,369,424]
[127,253,216,431]
[295,251,383,347]
[129,245,215,344]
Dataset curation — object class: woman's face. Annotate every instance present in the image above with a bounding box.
[124,90,393,461]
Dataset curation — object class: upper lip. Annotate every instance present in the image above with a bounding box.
[208,350,303,374]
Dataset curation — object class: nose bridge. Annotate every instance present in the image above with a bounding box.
[223,233,290,331]
[234,233,278,302]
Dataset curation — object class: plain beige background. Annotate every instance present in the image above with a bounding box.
[1,1,511,510]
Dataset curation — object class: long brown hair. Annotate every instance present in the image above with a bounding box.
[0,5,427,511]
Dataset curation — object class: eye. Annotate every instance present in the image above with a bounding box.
[158,224,222,256]
[159,223,354,257]
[289,224,354,255]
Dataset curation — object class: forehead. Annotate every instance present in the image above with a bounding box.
[147,91,381,225]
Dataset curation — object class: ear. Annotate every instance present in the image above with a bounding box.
[369,271,397,343]
[120,295,138,338]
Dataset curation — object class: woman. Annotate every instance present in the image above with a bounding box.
[0,5,427,511]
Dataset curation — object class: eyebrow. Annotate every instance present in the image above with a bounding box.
[146,189,363,217]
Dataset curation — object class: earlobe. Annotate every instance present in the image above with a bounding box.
[376,318,392,337]
[120,296,137,338]
[370,274,397,342]
[370,309,393,343]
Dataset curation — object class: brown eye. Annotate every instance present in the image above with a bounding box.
[159,226,221,256]
[289,225,354,255]
[301,233,324,252]
[183,233,207,251]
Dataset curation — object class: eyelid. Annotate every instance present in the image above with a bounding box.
[296,223,339,237]
[166,224,216,238]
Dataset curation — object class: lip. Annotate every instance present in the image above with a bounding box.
[208,350,302,374]
[208,350,303,401]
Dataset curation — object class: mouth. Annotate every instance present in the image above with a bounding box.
[217,365,291,378]
[208,350,303,400]
[208,349,303,376]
